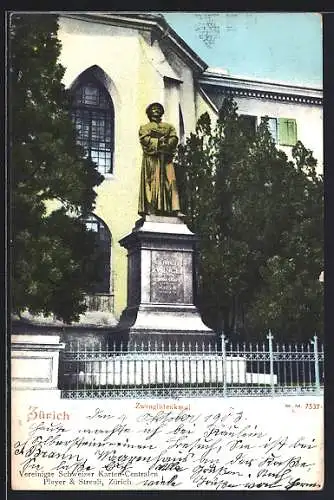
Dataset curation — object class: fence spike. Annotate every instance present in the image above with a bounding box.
[267,330,275,397]
[313,333,320,393]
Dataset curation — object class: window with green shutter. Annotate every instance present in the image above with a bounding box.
[278,118,297,146]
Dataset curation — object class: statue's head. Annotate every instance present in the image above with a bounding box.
[146,102,164,121]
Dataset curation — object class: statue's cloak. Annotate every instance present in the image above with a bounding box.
[138,121,180,215]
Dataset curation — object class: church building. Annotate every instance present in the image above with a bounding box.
[55,12,323,324]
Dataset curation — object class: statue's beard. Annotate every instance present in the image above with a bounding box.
[149,115,162,123]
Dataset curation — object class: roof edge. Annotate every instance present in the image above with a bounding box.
[60,12,208,73]
[200,72,323,101]
[197,85,219,114]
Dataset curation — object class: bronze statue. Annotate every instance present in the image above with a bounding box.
[138,102,181,216]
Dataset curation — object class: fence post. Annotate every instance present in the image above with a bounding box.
[267,330,275,397]
[312,334,321,394]
[221,332,227,397]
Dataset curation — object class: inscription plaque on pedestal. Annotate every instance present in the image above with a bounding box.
[151,251,184,303]
[118,216,216,345]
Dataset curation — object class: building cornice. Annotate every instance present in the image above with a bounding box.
[199,72,323,106]
[60,12,208,74]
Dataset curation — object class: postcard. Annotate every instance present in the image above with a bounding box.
[9,11,324,492]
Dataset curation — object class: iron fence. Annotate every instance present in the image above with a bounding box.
[59,332,324,399]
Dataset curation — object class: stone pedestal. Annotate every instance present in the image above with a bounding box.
[117,215,216,346]
[11,333,65,397]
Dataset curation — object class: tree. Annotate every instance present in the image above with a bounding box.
[10,14,104,323]
[177,97,323,341]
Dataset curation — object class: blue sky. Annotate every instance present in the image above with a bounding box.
[161,13,322,87]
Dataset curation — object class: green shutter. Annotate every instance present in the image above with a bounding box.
[279,118,297,146]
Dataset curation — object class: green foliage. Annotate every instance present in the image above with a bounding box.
[177,98,323,341]
[10,14,104,323]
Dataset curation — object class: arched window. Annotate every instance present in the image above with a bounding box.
[71,80,114,175]
[82,214,111,294]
